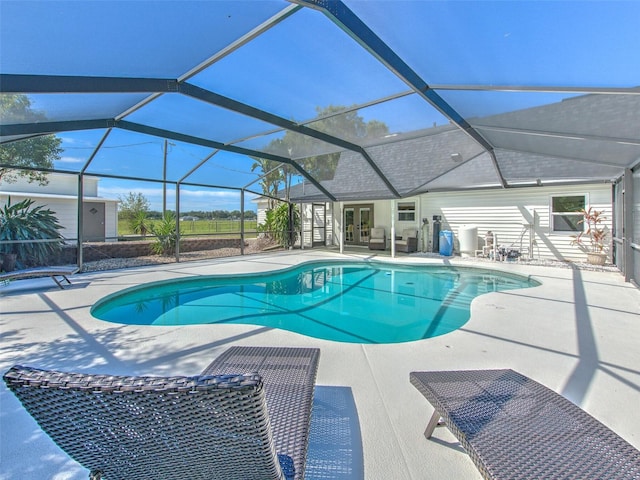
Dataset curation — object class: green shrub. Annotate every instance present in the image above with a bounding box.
[259,203,299,248]
[150,212,178,255]
[0,197,64,269]
[129,210,151,237]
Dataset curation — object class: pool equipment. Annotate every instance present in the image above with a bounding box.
[421,218,430,252]
[439,230,454,256]
[458,225,478,258]
[431,215,442,253]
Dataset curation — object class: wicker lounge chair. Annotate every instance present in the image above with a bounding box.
[395,228,418,253]
[368,227,386,250]
[4,346,320,480]
[410,369,640,480]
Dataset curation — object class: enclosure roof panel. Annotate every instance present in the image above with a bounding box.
[0,1,289,78]
[1,0,638,202]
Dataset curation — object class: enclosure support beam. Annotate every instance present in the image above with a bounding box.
[175,184,181,263]
[241,189,246,256]
[118,120,337,201]
[623,168,634,282]
[339,203,344,254]
[76,174,84,270]
[76,128,113,271]
[0,72,398,197]
[179,82,401,198]
[295,0,507,187]
[391,200,397,258]
[0,119,115,139]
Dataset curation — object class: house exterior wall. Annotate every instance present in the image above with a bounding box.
[330,196,423,247]
[0,172,99,196]
[257,183,612,262]
[0,173,118,242]
[300,203,313,247]
[299,202,333,247]
[418,184,612,262]
[323,184,612,262]
[0,194,77,240]
[254,198,269,225]
[325,203,334,246]
[0,194,119,242]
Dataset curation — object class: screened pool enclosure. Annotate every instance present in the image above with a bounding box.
[0,1,639,285]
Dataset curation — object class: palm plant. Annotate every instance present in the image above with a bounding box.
[250,157,283,209]
[0,197,64,270]
[129,210,151,237]
[150,212,178,255]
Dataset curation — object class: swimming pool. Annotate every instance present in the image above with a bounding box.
[91,261,539,344]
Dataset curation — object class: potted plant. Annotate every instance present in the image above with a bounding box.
[0,197,64,271]
[571,207,609,265]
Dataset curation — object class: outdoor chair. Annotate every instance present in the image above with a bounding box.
[368,227,386,250]
[410,369,640,480]
[0,265,79,289]
[395,228,418,253]
[4,346,320,480]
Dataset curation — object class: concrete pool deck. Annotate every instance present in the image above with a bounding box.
[1,250,639,479]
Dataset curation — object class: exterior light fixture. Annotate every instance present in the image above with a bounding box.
[451,153,462,162]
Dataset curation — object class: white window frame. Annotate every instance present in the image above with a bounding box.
[550,194,587,233]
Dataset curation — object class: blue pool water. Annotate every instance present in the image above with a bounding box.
[91,261,539,344]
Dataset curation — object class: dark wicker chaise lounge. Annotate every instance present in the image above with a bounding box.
[410,369,640,480]
[0,265,78,289]
[4,346,320,480]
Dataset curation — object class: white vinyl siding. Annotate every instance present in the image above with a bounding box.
[0,172,118,242]
[417,184,611,262]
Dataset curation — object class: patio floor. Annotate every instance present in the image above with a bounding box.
[1,250,639,480]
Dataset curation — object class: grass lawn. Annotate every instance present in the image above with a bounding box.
[118,219,258,236]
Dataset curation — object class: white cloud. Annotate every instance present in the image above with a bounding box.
[59,136,94,147]
[97,184,249,212]
[57,156,85,164]
[98,185,164,198]
[180,189,239,199]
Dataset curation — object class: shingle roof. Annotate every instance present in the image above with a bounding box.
[289,92,629,201]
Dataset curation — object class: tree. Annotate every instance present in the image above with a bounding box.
[253,105,390,199]
[0,94,63,185]
[118,192,150,221]
[130,210,151,237]
[299,106,389,180]
[250,157,284,208]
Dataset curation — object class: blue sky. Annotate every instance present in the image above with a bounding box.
[57,130,262,212]
[2,0,639,211]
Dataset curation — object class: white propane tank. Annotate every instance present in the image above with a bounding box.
[458,224,478,258]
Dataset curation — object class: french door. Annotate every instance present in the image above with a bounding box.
[344,204,373,246]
